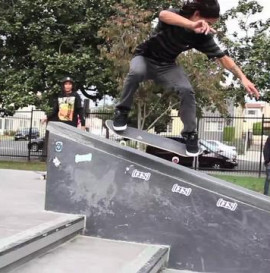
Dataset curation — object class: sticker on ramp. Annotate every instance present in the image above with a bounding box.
[55,141,63,152]
[125,165,151,181]
[53,157,61,167]
[172,184,192,196]
[75,153,93,164]
[216,198,238,211]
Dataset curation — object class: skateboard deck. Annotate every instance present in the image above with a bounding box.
[105,120,202,158]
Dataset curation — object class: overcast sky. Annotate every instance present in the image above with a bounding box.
[219,0,270,18]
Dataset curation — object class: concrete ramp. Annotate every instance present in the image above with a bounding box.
[45,122,270,273]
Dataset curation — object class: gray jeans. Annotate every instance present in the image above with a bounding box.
[116,56,197,134]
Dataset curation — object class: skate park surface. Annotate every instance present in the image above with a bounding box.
[1,122,270,272]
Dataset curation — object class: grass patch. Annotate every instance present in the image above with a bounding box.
[212,174,265,193]
[0,160,46,171]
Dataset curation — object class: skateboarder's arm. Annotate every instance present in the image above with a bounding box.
[159,10,216,34]
[218,55,260,99]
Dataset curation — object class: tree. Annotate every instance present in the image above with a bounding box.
[0,0,117,113]
[98,1,174,131]
[219,0,270,104]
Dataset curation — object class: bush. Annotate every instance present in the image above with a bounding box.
[253,122,262,135]
[226,139,245,155]
[4,130,16,136]
[223,127,235,142]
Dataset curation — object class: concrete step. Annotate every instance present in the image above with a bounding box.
[9,235,169,273]
[0,214,84,272]
[160,268,199,273]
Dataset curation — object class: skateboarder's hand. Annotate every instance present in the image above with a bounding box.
[41,118,47,125]
[191,20,216,35]
[242,78,260,100]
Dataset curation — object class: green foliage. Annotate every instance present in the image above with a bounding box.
[253,122,262,135]
[4,130,16,136]
[0,0,117,113]
[220,0,270,100]
[177,52,229,116]
[98,0,233,129]
[98,1,174,130]
[223,127,235,142]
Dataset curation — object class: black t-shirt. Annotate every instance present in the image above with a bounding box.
[264,136,270,166]
[134,8,226,63]
[47,91,85,127]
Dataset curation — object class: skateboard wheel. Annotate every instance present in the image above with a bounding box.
[172,156,179,164]
[119,140,127,146]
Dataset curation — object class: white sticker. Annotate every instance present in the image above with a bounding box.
[53,157,61,167]
[55,141,63,152]
[216,198,238,211]
[125,165,151,181]
[131,169,151,181]
[75,153,93,164]
[172,184,192,197]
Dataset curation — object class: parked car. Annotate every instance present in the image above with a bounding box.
[28,137,45,152]
[204,140,237,159]
[14,128,40,141]
[146,137,238,169]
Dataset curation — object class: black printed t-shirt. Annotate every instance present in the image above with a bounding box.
[47,91,85,127]
[134,8,226,63]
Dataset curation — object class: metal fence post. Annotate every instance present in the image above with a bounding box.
[27,108,34,161]
[194,117,200,170]
[258,114,265,178]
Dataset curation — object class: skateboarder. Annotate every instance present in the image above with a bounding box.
[42,77,85,130]
[112,0,260,156]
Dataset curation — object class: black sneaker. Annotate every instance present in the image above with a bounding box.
[113,109,128,131]
[185,132,199,157]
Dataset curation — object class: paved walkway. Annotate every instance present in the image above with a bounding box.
[0,169,64,240]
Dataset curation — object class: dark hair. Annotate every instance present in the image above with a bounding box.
[180,0,220,18]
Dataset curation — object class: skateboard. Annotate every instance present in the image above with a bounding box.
[105,120,202,158]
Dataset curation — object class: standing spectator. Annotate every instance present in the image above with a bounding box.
[43,77,85,129]
[263,135,270,195]
[41,77,85,164]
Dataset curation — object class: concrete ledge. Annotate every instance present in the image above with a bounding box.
[9,236,169,273]
[0,215,84,270]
